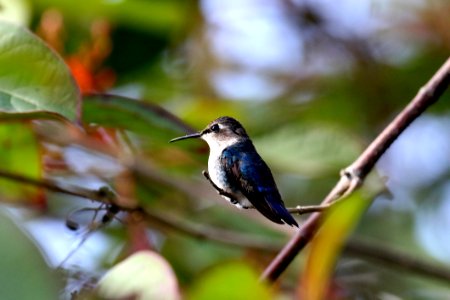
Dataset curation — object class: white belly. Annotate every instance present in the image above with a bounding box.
[207,154,252,209]
[208,154,227,191]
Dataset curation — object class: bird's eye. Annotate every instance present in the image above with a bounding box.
[210,124,220,132]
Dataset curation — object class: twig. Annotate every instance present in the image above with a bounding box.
[0,169,111,202]
[1,168,450,283]
[344,239,450,283]
[141,209,282,252]
[261,57,450,282]
[140,207,450,284]
[203,169,330,214]
[288,203,332,214]
[3,67,450,283]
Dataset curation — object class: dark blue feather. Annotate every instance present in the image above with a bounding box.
[221,141,298,227]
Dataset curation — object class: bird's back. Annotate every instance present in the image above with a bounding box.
[220,141,298,227]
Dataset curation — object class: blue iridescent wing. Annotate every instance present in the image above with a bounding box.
[221,142,298,227]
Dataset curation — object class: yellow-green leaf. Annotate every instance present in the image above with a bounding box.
[300,193,371,300]
[0,123,41,202]
[188,261,272,300]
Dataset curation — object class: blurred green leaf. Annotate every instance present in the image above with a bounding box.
[188,261,272,300]
[256,124,362,176]
[97,250,180,300]
[0,211,60,299]
[83,93,194,139]
[300,193,371,300]
[31,0,187,33]
[0,123,41,202]
[0,21,79,120]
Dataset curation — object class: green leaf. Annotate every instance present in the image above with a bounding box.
[300,193,371,300]
[83,93,195,139]
[0,122,41,202]
[188,261,272,300]
[0,21,79,120]
[97,250,180,300]
[0,211,61,300]
[255,124,362,176]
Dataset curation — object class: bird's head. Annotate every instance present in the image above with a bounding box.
[170,116,249,151]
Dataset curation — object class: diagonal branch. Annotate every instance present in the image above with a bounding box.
[1,166,450,284]
[261,57,450,282]
[2,59,450,285]
[344,238,450,284]
[139,207,450,284]
[0,169,112,202]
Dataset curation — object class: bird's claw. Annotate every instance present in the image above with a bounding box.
[202,170,239,203]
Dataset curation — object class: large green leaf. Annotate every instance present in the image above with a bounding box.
[0,211,61,300]
[0,21,79,121]
[83,93,195,139]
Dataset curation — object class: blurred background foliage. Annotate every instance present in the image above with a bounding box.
[0,0,449,299]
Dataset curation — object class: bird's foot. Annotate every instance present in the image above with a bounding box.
[202,170,240,203]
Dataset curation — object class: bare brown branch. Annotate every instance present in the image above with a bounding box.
[261,57,450,282]
[344,239,450,283]
[1,168,450,283]
[0,169,109,201]
[1,58,449,286]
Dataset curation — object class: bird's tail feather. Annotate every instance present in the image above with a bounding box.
[269,202,298,227]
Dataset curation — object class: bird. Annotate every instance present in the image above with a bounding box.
[170,116,298,227]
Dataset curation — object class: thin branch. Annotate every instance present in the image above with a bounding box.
[203,169,331,215]
[140,207,450,284]
[288,203,335,214]
[344,239,450,283]
[0,169,109,201]
[140,209,282,252]
[348,59,450,178]
[3,61,450,284]
[1,168,449,284]
[261,57,450,282]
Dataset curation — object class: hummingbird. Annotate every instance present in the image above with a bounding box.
[170,116,298,227]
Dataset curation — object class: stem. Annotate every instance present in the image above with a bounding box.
[344,239,450,283]
[287,204,331,214]
[261,57,450,282]
[0,169,104,201]
[1,169,449,283]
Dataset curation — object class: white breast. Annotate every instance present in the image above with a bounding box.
[201,132,238,193]
[202,134,251,208]
[207,151,227,191]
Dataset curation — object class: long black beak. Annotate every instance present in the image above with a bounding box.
[170,132,202,143]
